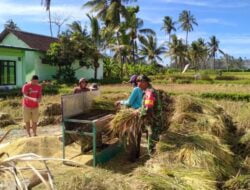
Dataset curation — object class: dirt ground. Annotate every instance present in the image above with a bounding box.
[0,124,61,143]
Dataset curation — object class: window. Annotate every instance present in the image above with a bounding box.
[0,60,16,85]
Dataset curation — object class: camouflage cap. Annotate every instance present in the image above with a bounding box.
[136,75,151,82]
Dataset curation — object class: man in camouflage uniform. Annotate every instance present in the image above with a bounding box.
[136,75,166,155]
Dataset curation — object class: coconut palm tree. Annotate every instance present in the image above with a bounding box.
[187,40,208,70]
[208,35,224,69]
[84,0,136,78]
[167,34,187,69]
[87,14,102,79]
[179,10,198,45]
[139,35,166,64]
[109,28,131,77]
[125,6,155,64]
[68,21,85,34]
[87,14,101,46]
[84,0,136,27]
[41,0,53,37]
[196,38,209,69]
[161,16,177,42]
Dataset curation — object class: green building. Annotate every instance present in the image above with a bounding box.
[0,29,103,88]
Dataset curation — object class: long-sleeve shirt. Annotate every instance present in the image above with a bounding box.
[120,87,143,109]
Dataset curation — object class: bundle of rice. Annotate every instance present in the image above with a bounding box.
[170,95,235,140]
[43,103,61,116]
[155,132,235,177]
[0,112,15,128]
[136,167,217,190]
[223,175,250,190]
[144,95,237,189]
[110,108,142,147]
[57,168,131,190]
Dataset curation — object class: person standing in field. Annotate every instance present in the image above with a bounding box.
[115,75,144,109]
[73,78,90,94]
[22,75,42,137]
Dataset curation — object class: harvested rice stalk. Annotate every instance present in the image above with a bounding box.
[110,108,142,148]
[170,95,235,140]
[0,153,55,190]
[0,129,11,143]
[155,132,235,178]
[223,175,250,190]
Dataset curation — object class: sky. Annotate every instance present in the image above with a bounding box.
[1,0,250,64]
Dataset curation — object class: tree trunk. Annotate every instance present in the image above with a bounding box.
[132,39,136,65]
[186,31,188,45]
[213,55,215,70]
[48,9,53,37]
[116,32,123,79]
[94,66,98,80]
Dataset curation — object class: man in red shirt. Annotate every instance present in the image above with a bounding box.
[22,75,42,137]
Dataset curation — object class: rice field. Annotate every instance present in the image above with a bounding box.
[0,82,250,189]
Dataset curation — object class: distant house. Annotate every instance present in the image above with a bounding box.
[0,29,103,88]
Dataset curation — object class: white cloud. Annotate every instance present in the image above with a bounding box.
[160,0,250,8]
[219,35,250,45]
[199,18,236,27]
[161,0,209,7]
[0,1,89,23]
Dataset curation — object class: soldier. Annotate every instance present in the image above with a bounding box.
[136,75,165,156]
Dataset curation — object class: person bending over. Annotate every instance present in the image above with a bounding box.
[115,75,143,109]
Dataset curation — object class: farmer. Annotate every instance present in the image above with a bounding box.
[136,75,164,155]
[125,75,164,161]
[73,78,90,94]
[22,75,42,137]
[115,75,143,109]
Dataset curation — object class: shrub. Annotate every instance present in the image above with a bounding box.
[215,76,240,80]
[200,73,213,81]
[201,93,250,102]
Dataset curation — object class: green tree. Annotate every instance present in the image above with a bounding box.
[67,21,85,34]
[87,14,102,79]
[161,16,177,42]
[87,14,101,46]
[196,38,209,69]
[187,40,208,70]
[84,0,136,27]
[179,10,198,45]
[41,0,53,37]
[4,19,20,30]
[125,6,155,64]
[167,34,187,70]
[45,28,101,82]
[208,35,224,69]
[139,35,166,64]
[84,0,136,79]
